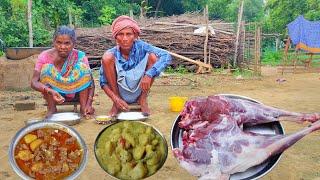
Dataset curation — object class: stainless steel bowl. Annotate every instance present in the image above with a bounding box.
[46,112,81,126]
[24,118,42,125]
[170,94,285,180]
[9,121,88,180]
[94,121,168,179]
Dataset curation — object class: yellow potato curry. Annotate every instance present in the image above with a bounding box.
[14,128,82,180]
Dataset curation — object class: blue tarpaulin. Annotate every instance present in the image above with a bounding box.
[287,15,320,53]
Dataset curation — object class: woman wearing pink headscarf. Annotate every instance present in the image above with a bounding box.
[100,15,171,116]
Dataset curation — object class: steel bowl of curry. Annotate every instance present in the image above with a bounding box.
[9,121,88,180]
[94,121,168,180]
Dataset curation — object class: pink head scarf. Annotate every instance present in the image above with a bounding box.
[111,15,141,38]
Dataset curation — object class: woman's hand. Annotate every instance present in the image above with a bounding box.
[113,96,129,111]
[140,75,152,92]
[49,90,65,104]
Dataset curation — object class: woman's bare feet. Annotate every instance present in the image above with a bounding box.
[81,105,95,119]
[140,102,150,116]
[80,107,86,117]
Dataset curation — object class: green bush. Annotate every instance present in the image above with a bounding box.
[232,68,255,78]
[98,6,117,25]
[165,65,189,74]
[261,49,283,66]
[165,66,175,73]
[176,65,189,74]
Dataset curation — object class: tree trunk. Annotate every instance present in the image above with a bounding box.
[140,7,144,20]
[68,8,73,28]
[154,0,162,18]
[140,0,148,20]
[129,9,134,18]
[27,0,33,47]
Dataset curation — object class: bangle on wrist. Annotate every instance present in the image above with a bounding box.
[43,86,47,94]
[44,87,51,95]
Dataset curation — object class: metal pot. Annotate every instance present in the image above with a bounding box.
[9,121,88,180]
[170,94,284,180]
[5,47,50,60]
[94,121,168,180]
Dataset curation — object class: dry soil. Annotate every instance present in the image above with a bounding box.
[1,68,320,180]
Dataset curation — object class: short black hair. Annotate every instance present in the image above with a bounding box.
[53,25,76,42]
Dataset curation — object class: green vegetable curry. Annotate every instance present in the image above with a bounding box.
[95,121,167,180]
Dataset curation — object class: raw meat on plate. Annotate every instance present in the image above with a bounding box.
[172,95,320,180]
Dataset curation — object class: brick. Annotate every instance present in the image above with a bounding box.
[14,101,36,111]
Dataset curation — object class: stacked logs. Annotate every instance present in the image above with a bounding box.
[140,28,235,68]
[76,35,113,57]
[75,17,235,70]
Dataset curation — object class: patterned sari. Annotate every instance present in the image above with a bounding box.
[40,49,92,95]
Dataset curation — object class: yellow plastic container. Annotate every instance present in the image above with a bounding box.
[169,96,188,112]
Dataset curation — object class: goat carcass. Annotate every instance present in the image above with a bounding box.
[172,95,320,180]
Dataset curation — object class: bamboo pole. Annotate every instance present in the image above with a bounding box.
[204,5,209,64]
[233,0,244,67]
[282,38,291,75]
[87,50,214,72]
[242,21,246,64]
[168,51,213,70]
[254,23,257,74]
[256,25,261,75]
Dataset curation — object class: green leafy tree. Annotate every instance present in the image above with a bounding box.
[158,0,184,15]
[225,0,264,22]
[42,0,76,27]
[0,0,53,47]
[182,0,207,12]
[0,0,29,47]
[69,5,85,27]
[305,0,320,20]
[264,0,308,34]
[80,0,139,26]
[146,0,184,16]
[98,6,117,25]
[207,0,231,20]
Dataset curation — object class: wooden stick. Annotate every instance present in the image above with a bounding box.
[151,22,234,35]
[168,51,212,69]
[204,5,209,64]
[233,0,244,67]
[87,51,213,72]
[141,28,209,36]
[282,37,291,75]
[157,25,193,30]
[154,21,235,27]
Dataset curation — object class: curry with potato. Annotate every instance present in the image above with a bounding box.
[95,121,167,180]
[14,128,83,180]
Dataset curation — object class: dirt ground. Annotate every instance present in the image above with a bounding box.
[1,67,320,180]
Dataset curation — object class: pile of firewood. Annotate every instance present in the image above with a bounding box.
[75,14,235,70]
[76,35,113,57]
[141,28,235,68]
